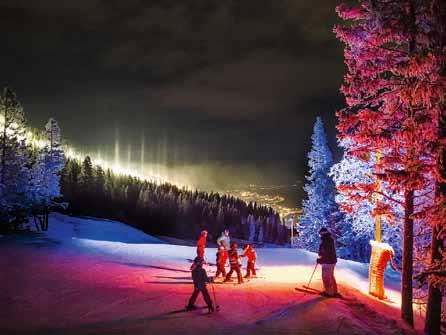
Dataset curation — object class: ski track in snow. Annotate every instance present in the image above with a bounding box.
[0,213,422,335]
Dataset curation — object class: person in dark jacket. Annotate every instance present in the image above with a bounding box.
[317,227,338,297]
[196,230,207,258]
[241,244,257,278]
[215,245,228,278]
[186,256,214,312]
[224,242,243,284]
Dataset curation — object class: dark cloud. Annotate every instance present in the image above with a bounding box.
[0,0,344,189]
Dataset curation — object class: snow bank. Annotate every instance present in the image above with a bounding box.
[46,212,162,244]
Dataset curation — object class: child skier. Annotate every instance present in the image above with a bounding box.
[241,244,257,279]
[215,245,228,278]
[224,242,243,284]
[196,230,207,258]
[217,229,230,264]
[186,256,215,313]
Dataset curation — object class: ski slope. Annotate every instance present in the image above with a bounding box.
[0,213,420,335]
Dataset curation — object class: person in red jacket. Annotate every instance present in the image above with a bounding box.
[215,245,228,278]
[224,242,243,284]
[317,227,338,297]
[241,244,257,279]
[196,230,207,258]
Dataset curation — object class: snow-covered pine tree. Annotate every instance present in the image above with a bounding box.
[0,88,30,230]
[330,140,403,263]
[29,118,64,231]
[258,219,264,244]
[44,118,64,200]
[216,204,225,235]
[298,117,338,252]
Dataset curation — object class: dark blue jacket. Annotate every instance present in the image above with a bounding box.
[318,232,337,264]
[191,266,211,290]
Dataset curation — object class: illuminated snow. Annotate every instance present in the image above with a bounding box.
[45,213,402,306]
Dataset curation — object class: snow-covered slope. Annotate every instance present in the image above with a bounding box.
[43,213,402,304]
[0,214,419,335]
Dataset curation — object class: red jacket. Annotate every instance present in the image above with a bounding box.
[243,247,257,263]
[197,235,207,249]
[216,249,228,266]
[196,235,207,257]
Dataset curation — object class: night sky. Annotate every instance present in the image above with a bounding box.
[1,0,345,192]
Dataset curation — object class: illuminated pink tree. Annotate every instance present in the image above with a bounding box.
[335,0,445,328]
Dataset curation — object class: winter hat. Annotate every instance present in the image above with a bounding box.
[319,227,329,234]
[194,256,204,265]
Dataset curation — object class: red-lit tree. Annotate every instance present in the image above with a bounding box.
[335,0,445,328]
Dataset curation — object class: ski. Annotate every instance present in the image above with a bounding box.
[294,287,324,295]
[168,306,210,315]
[213,280,248,284]
[187,258,216,266]
[294,287,347,300]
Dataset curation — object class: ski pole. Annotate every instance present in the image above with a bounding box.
[304,263,318,290]
[210,281,220,311]
[205,261,220,311]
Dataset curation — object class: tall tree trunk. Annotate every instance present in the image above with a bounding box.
[1,90,8,186]
[425,123,446,333]
[44,211,49,231]
[401,188,414,327]
[424,224,442,335]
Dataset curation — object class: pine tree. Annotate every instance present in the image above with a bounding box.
[335,0,445,327]
[330,140,403,262]
[299,117,338,252]
[0,88,30,229]
[43,118,64,201]
[258,219,264,244]
[28,118,64,231]
[248,214,256,242]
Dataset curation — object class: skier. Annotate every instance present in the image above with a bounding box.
[317,227,338,297]
[217,229,230,266]
[186,256,215,313]
[224,242,243,284]
[196,230,207,258]
[215,245,228,278]
[241,244,257,279]
[217,229,230,250]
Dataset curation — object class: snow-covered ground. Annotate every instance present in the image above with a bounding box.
[0,213,421,334]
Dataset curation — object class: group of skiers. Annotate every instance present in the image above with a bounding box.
[195,229,257,283]
[186,229,258,312]
[186,226,338,313]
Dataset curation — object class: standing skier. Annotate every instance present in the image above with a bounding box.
[241,244,257,279]
[196,230,207,258]
[224,242,243,284]
[186,256,214,312]
[217,229,230,266]
[217,229,230,250]
[317,227,338,297]
[215,245,228,278]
